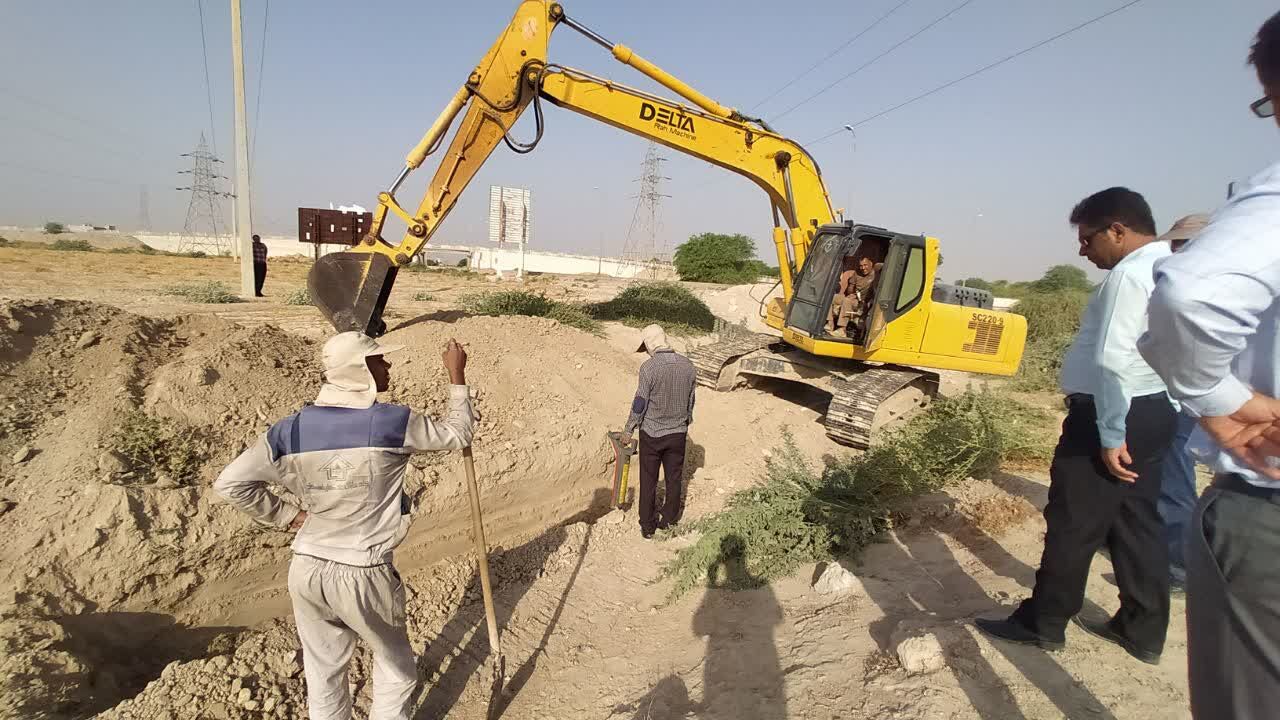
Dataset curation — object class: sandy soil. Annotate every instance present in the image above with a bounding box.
[0,248,1194,719]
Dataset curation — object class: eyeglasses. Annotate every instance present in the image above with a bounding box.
[1251,96,1275,118]
[1078,227,1108,247]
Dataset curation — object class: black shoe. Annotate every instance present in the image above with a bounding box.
[1071,615,1161,665]
[641,529,655,539]
[974,617,1064,651]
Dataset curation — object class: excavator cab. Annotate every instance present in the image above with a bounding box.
[784,223,915,349]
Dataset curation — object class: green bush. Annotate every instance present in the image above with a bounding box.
[109,411,207,486]
[1013,332,1074,392]
[413,292,435,302]
[50,238,93,252]
[1030,264,1092,294]
[44,222,66,234]
[658,390,1052,600]
[1009,289,1088,392]
[1013,290,1088,342]
[589,282,715,333]
[0,237,9,247]
[546,302,601,333]
[457,258,470,268]
[673,232,767,284]
[461,290,601,333]
[284,288,312,305]
[160,281,240,304]
[184,250,208,259]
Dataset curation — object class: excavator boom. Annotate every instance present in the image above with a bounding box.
[307,0,833,336]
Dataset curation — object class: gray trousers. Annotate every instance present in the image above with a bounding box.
[288,554,417,720]
[1186,479,1280,719]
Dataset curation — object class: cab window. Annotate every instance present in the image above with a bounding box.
[896,246,925,312]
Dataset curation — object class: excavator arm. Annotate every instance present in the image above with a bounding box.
[308,0,834,336]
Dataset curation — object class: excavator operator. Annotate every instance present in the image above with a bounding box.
[828,254,882,337]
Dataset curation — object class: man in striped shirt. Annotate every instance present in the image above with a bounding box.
[622,324,696,538]
[252,234,268,297]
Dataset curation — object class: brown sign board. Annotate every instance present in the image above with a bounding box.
[297,208,373,245]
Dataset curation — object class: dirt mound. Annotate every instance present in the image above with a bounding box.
[4,230,147,251]
[0,299,645,716]
[700,282,783,335]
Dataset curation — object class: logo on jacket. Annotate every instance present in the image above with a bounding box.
[314,456,362,490]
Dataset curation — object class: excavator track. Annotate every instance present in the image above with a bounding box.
[823,367,939,449]
[688,332,777,389]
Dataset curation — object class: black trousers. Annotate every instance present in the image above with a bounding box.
[638,430,686,533]
[254,262,267,296]
[1187,476,1280,719]
[1012,393,1176,651]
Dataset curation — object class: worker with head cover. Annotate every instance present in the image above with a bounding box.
[1150,213,1209,596]
[214,332,473,720]
[1139,11,1280,717]
[977,187,1175,666]
[622,324,697,539]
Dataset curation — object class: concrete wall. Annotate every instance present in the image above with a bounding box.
[132,232,675,279]
[467,245,676,279]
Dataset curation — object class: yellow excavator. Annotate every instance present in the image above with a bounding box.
[306,0,1026,448]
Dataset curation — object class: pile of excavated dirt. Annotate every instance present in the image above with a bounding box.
[700,282,783,335]
[0,299,645,717]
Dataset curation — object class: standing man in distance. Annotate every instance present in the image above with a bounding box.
[215,332,474,719]
[976,188,1175,665]
[1152,213,1209,595]
[252,234,268,297]
[623,324,696,539]
[1139,12,1280,717]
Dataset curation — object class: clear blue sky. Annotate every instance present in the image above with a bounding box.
[0,0,1274,281]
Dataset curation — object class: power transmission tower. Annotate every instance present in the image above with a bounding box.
[176,133,233,254]
[620,143,671,278]
[136,185,151,232]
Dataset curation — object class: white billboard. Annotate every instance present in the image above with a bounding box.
[487,186,530,246]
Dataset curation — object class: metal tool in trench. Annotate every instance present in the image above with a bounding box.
[606,431,635,509]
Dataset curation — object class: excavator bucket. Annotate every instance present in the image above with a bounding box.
[308,250,398,337]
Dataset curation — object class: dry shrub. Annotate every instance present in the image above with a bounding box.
[160,282,240,304]
[283,288,312,306]
[589,282,715,333]
[51,238,93,252]
[658,390,1053,600]
[461,290,600,333]
[108,411,208,486]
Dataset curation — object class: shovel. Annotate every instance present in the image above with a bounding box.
[461,445,505,699]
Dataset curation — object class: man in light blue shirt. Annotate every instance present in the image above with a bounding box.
[1137,12,1280,717]
[977,188,1176,666]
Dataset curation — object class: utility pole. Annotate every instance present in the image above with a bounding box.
[230,0,254,297]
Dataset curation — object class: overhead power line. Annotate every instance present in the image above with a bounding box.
[749,0,914,112]
[771,0,977,123]
[806,0,1147,145]
[251,0,270,169]
[196,0,219,157]
[0,87,149,148]
[0,159,133,187]
[0,114,138,162]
